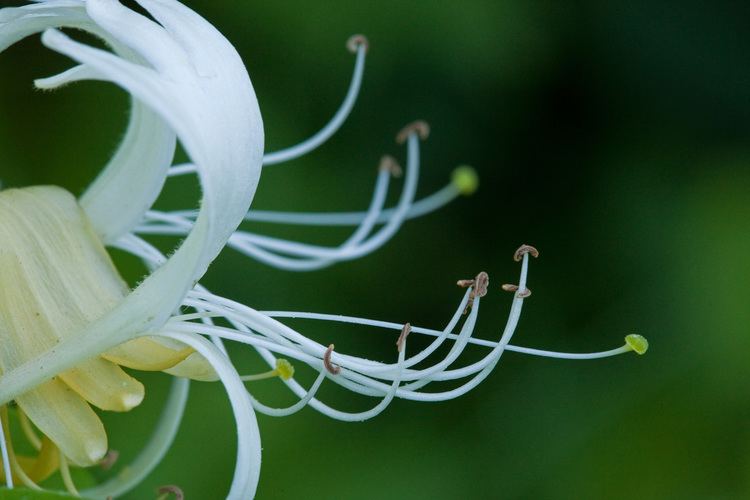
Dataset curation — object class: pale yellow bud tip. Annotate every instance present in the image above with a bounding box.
[451,165,479,195]
[625,334,649,355]
[275,359,295,380]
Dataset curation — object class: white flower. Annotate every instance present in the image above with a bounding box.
[0,1,648,498]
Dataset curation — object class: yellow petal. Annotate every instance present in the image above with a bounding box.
[19,437,60,483]
[16,379,107,467]
[164,352,219,381]
[104,336,194,371]
[59,357,144,412]
[0,186,146,410]
[0,417,58,485]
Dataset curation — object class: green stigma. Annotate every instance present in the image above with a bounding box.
[275,359,295,380]
[451,165,479,195]
[625,334,649,355]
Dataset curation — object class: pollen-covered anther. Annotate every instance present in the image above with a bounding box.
[501,284,519,292]
[516,288,532,298]
[396,120,430,144]
[346,34,369,53]
[379,155,402,177]
[472,272,489,298]
[458,271,489,313]
[396,323,412,353]
[323,344,341,375]
[99,449,119,471]
[513,244,540,262]
[157,484,185,500]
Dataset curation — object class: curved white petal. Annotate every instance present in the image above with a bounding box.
[80,99,176,243]
[34,63,101,87]
[0,1,178,244]
[85,0,191,76]
[82,377,190,499]
[160,331,261,500]
[0,2,89,52]
[0,0,264,405]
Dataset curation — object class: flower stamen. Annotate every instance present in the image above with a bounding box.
[396,120,430,144]
[144,128,428,272]
[99,449,119,471]
[513,244,539,262]
[458,271,489,313]
[516,288,532,298]
[59,450,79,497]
[323,344,342,375]
[625,334,649,355]
[396,323,412,352]
[158,164,478,229]
[0,407,13,489]
[262,34,368,167]
[18,408,41,451]
[241,359,296,382]
[157,484,185,500]
[0,407,41,491]
[379,154,402,177]
[0,0,647,491]
[451,165,479,196]
[346,34,369,53]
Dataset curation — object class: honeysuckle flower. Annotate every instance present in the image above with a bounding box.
[0,0,649,498]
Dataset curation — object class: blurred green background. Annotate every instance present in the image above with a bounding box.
[1,1,750,499]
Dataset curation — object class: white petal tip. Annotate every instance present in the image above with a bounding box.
[36,64,100,90]
[34,74,64,89]
[40,27,65,46]
[84,440,108,464]
[121,392,145,411]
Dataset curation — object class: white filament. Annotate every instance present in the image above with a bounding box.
[0,413,12,489]
[160,183,458,227]
[167,37,367,177]
[139,131,423,271]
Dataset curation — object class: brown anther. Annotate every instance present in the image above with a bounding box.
[157,485,184,500]
[513,244,539,262]
[517,288,532,298]
[346,34,369,54]
[396,120,430,144]
[99,449,119,471]
[378,155,402,177]
[472,271,489,298]
[501,284,519,292]
[323,344,341,375]
[460,271,490,314]
[396,323,412,353]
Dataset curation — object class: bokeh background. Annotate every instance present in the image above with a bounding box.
[1,1,749,499]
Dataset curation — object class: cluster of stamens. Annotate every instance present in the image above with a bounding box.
[0,4,648,495]
[106,236,647,430]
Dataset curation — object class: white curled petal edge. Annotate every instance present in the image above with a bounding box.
[0,0,264,430]
[0,1,178,244]
[159,331,261,500]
